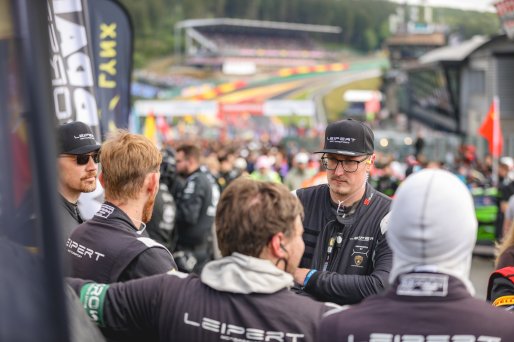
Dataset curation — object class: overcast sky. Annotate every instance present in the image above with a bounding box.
[386,0,496,13]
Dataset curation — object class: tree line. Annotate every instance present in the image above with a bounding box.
[118,0,500,68]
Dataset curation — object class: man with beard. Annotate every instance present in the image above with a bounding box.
[66,131,176,283]
[57,121,101,237]
[293,119,392,305]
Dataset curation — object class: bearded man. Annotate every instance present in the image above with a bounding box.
[57,121,101,237]
[66,130,176,282]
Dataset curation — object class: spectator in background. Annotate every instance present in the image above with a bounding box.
[217,154,237,191]
[174,144,218,273]
[66,131,176,283]
[68,178,338,342]
[250,155,282,183]
[57,121,101,237]
[284,152,315,191]
[319,169,514,340]
[294,119,392,305]
[503,194,514,238]
[301,163,327,188]
[498,157,514,240]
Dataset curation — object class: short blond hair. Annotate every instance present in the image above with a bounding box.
[100,130,161,201]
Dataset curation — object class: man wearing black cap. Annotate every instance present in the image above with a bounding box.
[293,119,392,305]
[57,121,101,237]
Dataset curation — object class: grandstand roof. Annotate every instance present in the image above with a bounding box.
[176,18,341,34]
[419,36,488,64]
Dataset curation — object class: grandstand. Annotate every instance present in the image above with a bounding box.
[174,18,341,71]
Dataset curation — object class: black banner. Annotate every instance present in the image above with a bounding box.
[87,0,133,132]
[47,0,100,134]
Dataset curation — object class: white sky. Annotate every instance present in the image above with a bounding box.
[387,0,496,13]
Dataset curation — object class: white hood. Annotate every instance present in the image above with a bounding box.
[201,253,294,294]
[387,169,477,295]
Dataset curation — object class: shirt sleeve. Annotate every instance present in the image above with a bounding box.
[304,230,392,305]
[119,248,177,282]
[75,275,166,340]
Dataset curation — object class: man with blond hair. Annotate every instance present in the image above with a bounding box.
[66,130,176,282]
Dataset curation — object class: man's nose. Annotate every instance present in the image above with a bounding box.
[333,162,346,175]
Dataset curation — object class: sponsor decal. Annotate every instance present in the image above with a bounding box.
[351,245,369,268]
[358,333,502,342]
[493,295,514,307]
[74,133,95,140]
[354,255,363,266]
[349,236,374,242]
[95,203,115,218]
[183,313,305,341]
[66,238,105,261]
[327,136,356,145]
[80,283,109,326]
[397,273,449,297]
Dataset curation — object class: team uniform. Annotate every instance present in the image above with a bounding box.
[59,194,83,238]
[319,273,514,341]
[66,202,176,282]
[69,253,338,342]
[175,167,218,273]
[295,183,392,304]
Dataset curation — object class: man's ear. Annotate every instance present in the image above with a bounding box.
[367,154,375,166]
[147,172,159,194]
[268,232,287,259]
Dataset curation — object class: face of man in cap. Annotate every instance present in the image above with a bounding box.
[58,152,98,201]
[323,153,373,203]
[316,119,375,204]
[57,122,100,203]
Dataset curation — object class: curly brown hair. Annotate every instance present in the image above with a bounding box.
[216,177,304,257]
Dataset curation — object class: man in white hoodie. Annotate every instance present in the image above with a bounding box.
[319,169,514,341]
[68,177,337,342]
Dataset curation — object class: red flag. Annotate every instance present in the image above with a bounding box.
[479,97,503,157]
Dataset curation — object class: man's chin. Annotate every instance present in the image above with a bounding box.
[80,185,97,193]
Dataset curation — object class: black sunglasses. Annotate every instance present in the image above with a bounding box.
[60,152,100,165]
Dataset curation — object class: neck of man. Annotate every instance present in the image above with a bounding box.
[107,197,146,230]
[59,186,80,204]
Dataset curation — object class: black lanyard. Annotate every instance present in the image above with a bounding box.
[322,231,345,272]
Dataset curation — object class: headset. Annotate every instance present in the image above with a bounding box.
[280,243,288,253]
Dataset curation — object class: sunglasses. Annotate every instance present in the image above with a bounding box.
[60,152,100,165]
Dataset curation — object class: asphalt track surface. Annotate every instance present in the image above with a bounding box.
[470,254,495,300]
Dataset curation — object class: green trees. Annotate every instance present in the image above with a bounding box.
[117,0,499,68]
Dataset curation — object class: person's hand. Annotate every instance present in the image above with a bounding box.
[293,268,311,285]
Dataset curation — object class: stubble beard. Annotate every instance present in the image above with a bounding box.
[142,195,156,223]
[79,174,97,193]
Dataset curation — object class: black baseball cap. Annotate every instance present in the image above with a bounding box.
[57,121,101,155]
[315,119,374,156]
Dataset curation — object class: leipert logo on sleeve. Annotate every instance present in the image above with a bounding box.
[66,238,105,261]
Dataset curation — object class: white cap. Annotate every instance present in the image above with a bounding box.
[387,169,477,295]
[294,152,309,164]
[234,157,247,171]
